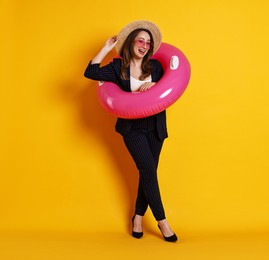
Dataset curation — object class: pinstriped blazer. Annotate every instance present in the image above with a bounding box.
[84,58,168,140]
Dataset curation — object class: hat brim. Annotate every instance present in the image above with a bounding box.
[115,20,162,55]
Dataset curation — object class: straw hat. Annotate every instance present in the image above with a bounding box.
[115,20,162,55]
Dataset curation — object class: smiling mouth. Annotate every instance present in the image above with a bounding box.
[138,48,147,55]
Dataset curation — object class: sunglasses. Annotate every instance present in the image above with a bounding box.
[134,38,152,49]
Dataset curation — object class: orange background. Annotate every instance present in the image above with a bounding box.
[1,0,269,259]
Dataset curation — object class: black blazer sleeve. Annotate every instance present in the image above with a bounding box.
[84,58,123,86]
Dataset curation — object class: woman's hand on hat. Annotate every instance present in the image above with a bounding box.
[91,36,118,64]
[104,36,118,52]
[138,82,156,92]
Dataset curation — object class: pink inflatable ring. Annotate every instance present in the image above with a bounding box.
[97,42,191,118]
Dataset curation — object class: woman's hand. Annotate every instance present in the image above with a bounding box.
[138,82,156,92]
[91,36,118,64]
[104,35,118,52]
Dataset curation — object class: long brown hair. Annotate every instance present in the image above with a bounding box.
[120,29,154,80]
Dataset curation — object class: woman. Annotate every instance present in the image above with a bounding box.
[84,20,177,242]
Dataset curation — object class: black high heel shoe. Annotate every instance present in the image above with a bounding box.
[132,215,143,239]
[158,225,178,242]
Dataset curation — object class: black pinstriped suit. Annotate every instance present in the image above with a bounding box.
[84,58,167,220]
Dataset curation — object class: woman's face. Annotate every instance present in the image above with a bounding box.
[132,31,152,59]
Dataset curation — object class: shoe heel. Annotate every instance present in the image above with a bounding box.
[158,225,178,242]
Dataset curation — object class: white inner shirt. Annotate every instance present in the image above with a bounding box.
[130,76,152,92]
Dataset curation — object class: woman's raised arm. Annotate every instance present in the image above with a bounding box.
[91,36,118,64]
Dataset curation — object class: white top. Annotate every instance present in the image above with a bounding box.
[130,76,152,92]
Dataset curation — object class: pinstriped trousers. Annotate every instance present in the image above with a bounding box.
[123,116,166,221]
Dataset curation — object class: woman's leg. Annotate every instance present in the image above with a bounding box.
[123,130,165,221]
[135,129,164,218]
